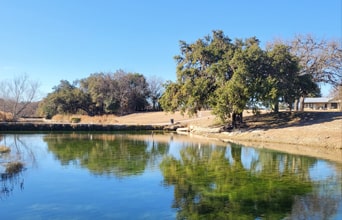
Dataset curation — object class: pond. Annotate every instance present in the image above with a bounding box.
[1,132,342,219]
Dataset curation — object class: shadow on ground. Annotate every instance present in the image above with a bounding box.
[244,111,342,130]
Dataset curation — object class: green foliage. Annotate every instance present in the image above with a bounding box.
[70,117,81,123]
[170,30,234,116]
[38,70,151,118]
[161,30,320,124]
[159,81,183,113]
[211,85,232,122]
[38,80,91,117]
[45,133,169,177]
[160,144,314,219]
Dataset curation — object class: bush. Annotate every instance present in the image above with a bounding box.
[70,117,81,123]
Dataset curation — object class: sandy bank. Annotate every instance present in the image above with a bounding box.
[185,111,342,163]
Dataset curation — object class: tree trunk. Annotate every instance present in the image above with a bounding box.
[239,112,243,123]
[231,112,243,129]
[294,99,299,111]
[232,112,237,128]
[299,96,305,111]
[273,101,279,113]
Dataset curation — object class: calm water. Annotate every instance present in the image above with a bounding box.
[1,132,342,219]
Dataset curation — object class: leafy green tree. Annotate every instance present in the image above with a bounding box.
[162,32,275,127]
[159,81,183,113]
[224,38,269,124]
[38,80,91,117]
[113,70,150,114]
[80,73,119,115]
[266,43,320,111]
[269,35,341,111]
[126,73,150,112]
[39,70,151,117]
[266,44,301,112]
[163,30,234,116]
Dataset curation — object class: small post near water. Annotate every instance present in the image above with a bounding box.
[170,119,174,124]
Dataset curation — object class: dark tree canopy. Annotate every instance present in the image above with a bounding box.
[160,30,323,127]
[38,70,152,118]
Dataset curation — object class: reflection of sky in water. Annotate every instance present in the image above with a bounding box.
[309,160,339,181]
[1,133,342,219]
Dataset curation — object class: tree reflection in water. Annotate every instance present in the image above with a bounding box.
[1,133,341,218]
[0,134,32,199]
[160,143,340,219]
[289,180,342,219]
[45,133,169,177]
[1,171,24,198]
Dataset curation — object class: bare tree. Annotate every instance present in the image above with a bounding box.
[289,34,342,111]
[329,83,342,111]
[269,35,342,111]
[290,34,342,85]
[0,74,41,120]
[148,75,164,110]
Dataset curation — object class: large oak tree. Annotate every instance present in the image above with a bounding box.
[160,31,320,127]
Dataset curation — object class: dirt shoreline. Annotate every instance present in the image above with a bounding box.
[184,111,342,163]
[188,129,342,163]
[116,110,342,163]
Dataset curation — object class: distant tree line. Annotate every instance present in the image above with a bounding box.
[38,70,163,118]
[159,30,341,127]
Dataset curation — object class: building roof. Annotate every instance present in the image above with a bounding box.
[304,97,334,103]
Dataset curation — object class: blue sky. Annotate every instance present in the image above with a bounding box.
[0,0,341,96]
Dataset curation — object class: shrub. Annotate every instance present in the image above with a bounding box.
[70,117,81,123]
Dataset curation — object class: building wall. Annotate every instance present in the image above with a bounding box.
[304,102,341,110]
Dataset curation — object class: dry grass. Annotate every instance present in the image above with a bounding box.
[50,111,217,125]
[51,114,119,124]
[0,145,11,153]
[5,161,24,174]
[0,111,13,122]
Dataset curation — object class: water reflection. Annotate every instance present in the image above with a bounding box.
[0,134,35,198]
[44,132,170,177]
[1,170,24,198]
[0,132,341,219]
[160,144,318,219]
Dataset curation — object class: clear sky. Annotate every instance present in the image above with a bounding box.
[0,0,341,96]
